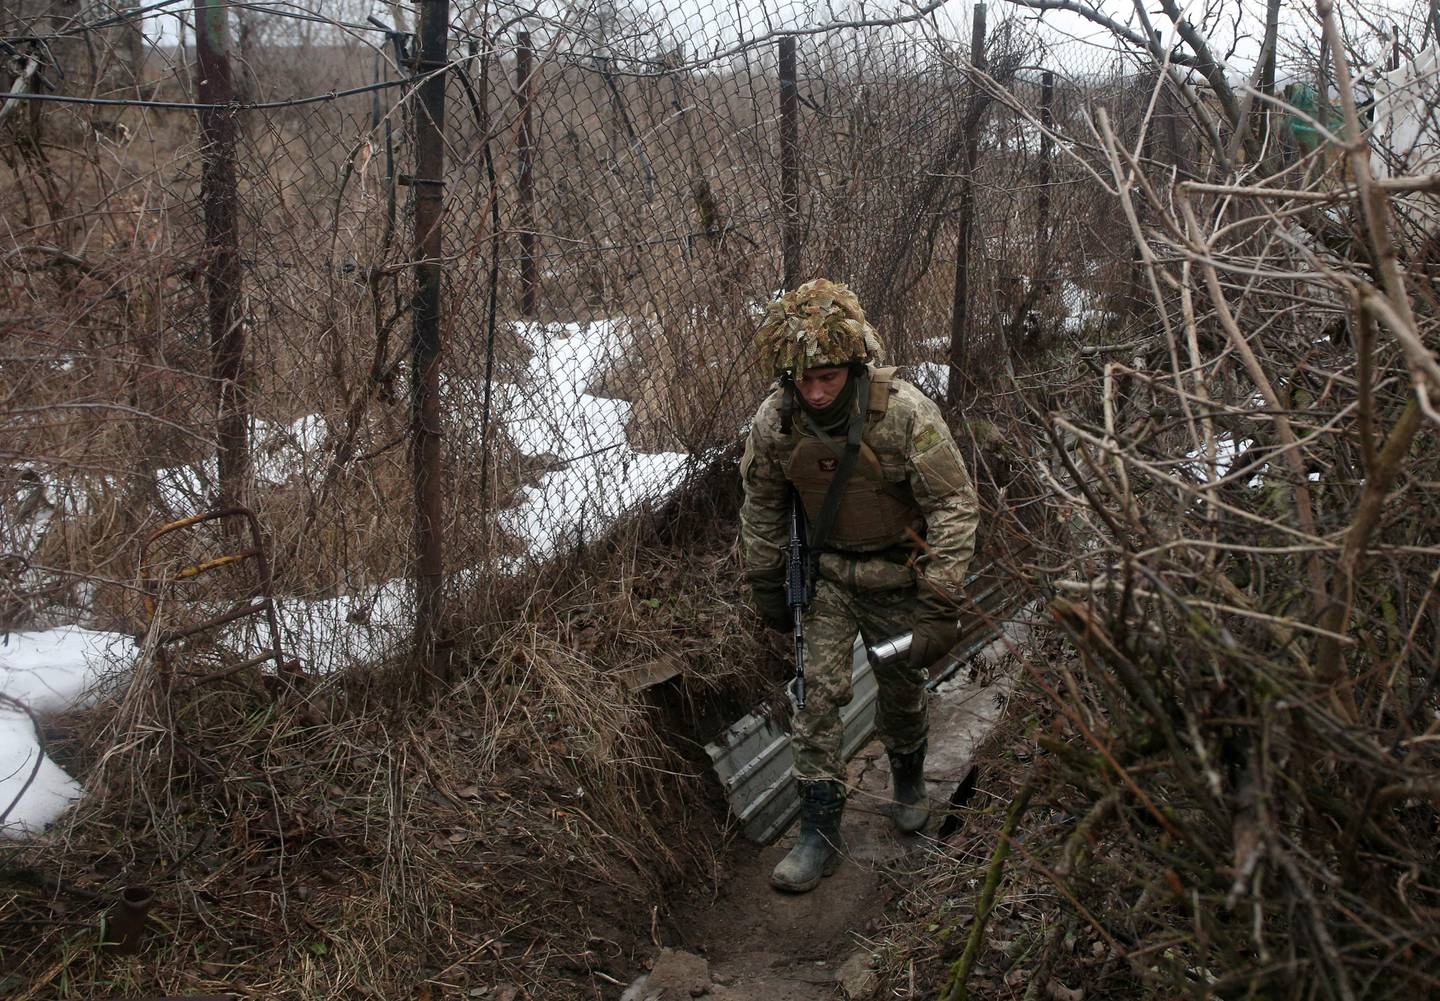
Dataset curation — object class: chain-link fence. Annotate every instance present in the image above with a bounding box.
[2,0,1213,671]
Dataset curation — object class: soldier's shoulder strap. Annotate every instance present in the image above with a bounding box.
[868,366,899,416]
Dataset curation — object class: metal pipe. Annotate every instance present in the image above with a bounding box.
[867,631,912,667]
[866,579,1011,669]
[107,885,154,954]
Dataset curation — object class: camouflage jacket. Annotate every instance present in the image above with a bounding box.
[739,368,979,599]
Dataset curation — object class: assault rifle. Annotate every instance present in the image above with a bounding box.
[786,491,813,709]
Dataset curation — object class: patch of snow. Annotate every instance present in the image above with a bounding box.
[154,458,218,518]
[499,449,694,563]
[253,414,328,486]
[1063,310,1119,335]
[0,626,136,838]
[5,507,51,565]
[0,627,129,712]
[1059,281,1119,335]
[263,578,412,675]
[909,362,950,399]
[1060,281,1093,313]
[479,318,702,562]
[153,413,329,513]
[0,709,84,838]
[1182,435,1251,482]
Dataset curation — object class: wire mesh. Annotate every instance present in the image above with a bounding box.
[1,0,1229,666]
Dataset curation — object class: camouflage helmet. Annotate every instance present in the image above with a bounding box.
[755,278,883,376]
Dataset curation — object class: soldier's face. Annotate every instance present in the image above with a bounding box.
[795,365,849,410]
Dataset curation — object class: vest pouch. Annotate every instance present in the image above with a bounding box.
[785,437,922,551]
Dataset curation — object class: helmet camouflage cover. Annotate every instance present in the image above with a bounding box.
[755,278,882,375]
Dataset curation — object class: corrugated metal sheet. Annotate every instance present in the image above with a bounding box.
[705,635,878,845]
[705,595,1012,844]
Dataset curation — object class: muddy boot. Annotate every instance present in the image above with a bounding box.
[770,779,845,893]
[888,741,930,834]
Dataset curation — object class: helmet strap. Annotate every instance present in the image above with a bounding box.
[779,374,796,434]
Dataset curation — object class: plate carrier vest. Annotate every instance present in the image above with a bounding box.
[783,367,924,552]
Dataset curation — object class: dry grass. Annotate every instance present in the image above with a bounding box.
[21,7,1437,1000]
[0,506,769,1000]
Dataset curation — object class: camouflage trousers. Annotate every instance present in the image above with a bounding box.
[791,571,929,783]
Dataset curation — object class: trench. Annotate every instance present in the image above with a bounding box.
[620,620,1027,1001]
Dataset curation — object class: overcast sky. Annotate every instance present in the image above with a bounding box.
[134,0,1422,82]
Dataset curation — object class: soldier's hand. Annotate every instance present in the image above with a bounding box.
[749,575,791,632]
[909,595,959,671]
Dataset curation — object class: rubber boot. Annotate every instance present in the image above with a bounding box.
[770,779,845,893]
[888,741,930,834]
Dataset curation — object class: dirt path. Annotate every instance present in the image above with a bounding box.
[624,644,1018,1001]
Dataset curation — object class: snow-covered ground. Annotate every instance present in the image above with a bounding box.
[0,627,128,837]
[1182,434,1250,483]
[485,319,696,561]
[1061,280,1117,335]
[0,315,702,838]
[909,362,951,399]
[155,413,330,517]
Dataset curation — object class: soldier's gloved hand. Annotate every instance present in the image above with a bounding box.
[749,574,791,632]
[909,593,959,671]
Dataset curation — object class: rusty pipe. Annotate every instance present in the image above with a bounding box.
[105,885,154,954]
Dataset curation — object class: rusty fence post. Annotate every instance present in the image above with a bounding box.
[1026,69,1054,357]
[1037,70,1054,246]
[946,2,986,407]
[517,30,538,318]
[193,0,249,508]
[778,36,801,291]
[410,0,450,676]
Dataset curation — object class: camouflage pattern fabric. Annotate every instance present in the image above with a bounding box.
[740,372,979,601]
[754,278,882,375]
[739,365,981,781]
[791,576,930,781]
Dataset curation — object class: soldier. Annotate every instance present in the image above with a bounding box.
[739,278,979,894]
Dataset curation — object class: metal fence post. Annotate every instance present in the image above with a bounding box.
[778,36,801,291]
[946,2,986,407]
[411,0,450,674]
[1126,67,1157,318]
[193,0,249,509]
[517,30,538,317]
[1037,70,1054,245]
